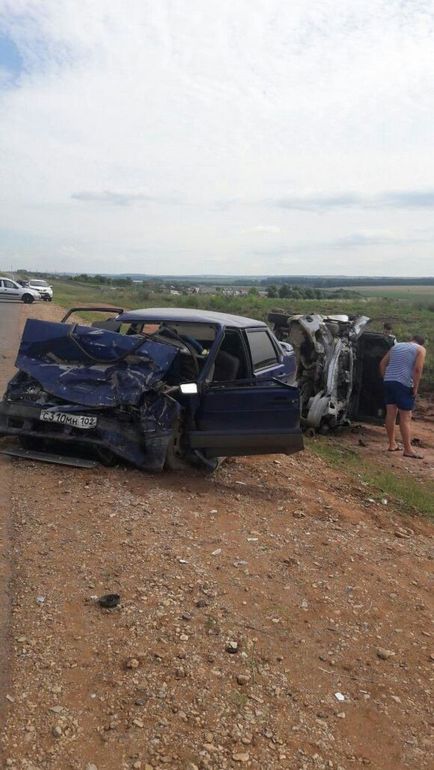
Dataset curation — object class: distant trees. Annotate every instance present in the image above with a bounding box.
[264,283,360,300]
[267,285,278,298]
[70,273,133,287]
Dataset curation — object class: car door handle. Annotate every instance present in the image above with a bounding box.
[272,396,289,402]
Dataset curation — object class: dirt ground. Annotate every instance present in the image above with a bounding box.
[0,302,433,770]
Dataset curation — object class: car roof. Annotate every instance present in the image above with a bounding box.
[117,307,267,329]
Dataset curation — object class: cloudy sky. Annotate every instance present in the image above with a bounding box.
[1,0,434,276]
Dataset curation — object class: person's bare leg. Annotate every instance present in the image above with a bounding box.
[399,410,417,456]
[385,404,398,450]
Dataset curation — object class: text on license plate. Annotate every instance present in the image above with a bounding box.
[39,410,97,429]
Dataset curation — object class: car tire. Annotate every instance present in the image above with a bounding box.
[22,294,34,304]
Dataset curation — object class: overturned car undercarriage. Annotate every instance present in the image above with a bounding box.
[268,312,394,432]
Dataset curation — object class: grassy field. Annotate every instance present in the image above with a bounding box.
[50,279,434,391]
[342,285,434,303]
[310,438,434,518]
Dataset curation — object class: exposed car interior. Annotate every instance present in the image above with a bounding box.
[117,320,251,384]
[91,314,285,388]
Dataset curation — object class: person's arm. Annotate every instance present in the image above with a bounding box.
[412,347,426,395]
[379,350,390,378]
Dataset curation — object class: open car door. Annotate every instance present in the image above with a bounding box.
[187,379,303,458]
[351,332,395,421]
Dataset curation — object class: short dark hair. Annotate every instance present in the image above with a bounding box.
[412,334,425,346]
[383,322,393,331]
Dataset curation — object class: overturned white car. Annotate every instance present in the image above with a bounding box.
[268,312,394,432]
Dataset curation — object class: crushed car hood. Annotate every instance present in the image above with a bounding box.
[15,319,178,408]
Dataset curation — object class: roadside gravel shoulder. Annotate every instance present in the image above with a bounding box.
[0,302,21,766]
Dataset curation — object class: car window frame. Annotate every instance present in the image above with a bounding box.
[245,328,280,372]
[3,279,18,289]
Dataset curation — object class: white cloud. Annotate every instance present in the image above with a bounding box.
[243,225,282,235]
[1,0,434,274]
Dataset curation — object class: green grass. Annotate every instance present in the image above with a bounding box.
[49,278,434,393]
[309,438,434,518]
[343,285,434,303]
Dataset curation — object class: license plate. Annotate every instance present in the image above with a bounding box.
[39,410,97,430]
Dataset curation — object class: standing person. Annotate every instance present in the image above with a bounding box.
[379,335,426,458]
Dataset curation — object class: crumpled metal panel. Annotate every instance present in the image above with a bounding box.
[15,319,178,408]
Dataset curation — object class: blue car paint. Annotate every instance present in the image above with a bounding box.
[2,318,181,469]
[15,319,178,407]
[195,382,300,432]
[0,310,303,470]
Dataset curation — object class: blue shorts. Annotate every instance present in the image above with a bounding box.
[384,381,414,411]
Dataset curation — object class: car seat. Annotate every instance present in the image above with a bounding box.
[213,350,240,381]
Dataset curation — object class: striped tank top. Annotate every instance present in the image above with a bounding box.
[384,342,419,387]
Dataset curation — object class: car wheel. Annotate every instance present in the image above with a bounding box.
[22,294,34,304]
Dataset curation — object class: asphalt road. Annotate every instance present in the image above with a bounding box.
[0,300,21,354]
[0,300,21,758]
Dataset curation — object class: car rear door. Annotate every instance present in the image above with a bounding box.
[187,328,303,458]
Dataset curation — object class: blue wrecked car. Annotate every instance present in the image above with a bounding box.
[0,306,303,470]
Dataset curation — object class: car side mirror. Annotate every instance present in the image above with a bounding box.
[180,383,198,395]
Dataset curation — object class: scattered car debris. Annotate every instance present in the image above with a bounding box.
[97,593,120,609]
[334,692,345,702]
[225,641,239,654]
